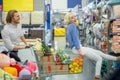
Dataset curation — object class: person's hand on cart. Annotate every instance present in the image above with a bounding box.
[25,43,34,48]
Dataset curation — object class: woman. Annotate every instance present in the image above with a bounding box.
[64,13,120,80]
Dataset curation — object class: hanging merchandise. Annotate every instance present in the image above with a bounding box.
[94,37,97,48]
[93,37,102,49]
[101,23,108,36]
[83,8,93,24]
[97,1,105,9]
[93,23,103,39]
[85,26,92,45]
[102,5,107,15]
[82,0,93,8]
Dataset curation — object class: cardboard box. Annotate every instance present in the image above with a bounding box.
[55,70,69,75]
[42,62,56,65]
[42,64,56,74]
[40,55,54,62]
[55,65,69,75]
[40,55,69,75]
[42,64,69,75]
[55,65,69,71]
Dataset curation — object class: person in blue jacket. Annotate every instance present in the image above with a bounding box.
[64,12,120,80]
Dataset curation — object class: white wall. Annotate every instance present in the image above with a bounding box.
[51,0,67,10]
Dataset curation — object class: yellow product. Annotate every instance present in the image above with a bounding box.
[54,28,66,36]
[72,62,78,66]
[75,67,79,71]
[3,66,18,77]
[50,48,54,54]
[34,40,42,51]
[75,20,79,27]
[69,64,73,68]
[69,58,83,74]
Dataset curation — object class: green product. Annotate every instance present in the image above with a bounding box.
[41,41,51,56]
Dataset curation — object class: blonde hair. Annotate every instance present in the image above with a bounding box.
[64,13,76,25]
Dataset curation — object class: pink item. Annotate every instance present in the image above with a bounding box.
[27,61,37,72]
[10,58,16,66]
[0,53,10,68]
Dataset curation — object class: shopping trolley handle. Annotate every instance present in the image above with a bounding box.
[25,44,34,49]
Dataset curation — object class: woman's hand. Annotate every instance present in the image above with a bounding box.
[79,51,85,59]
[78,49,85,59]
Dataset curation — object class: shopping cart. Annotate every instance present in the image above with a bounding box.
[0,44,40,80]
[37,48,84,80]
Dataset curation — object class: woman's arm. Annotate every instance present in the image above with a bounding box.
[77,48,85,58]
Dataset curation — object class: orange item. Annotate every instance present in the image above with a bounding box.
[3,66,18,77]
[79,62,83,66]
[79,58,83,62]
